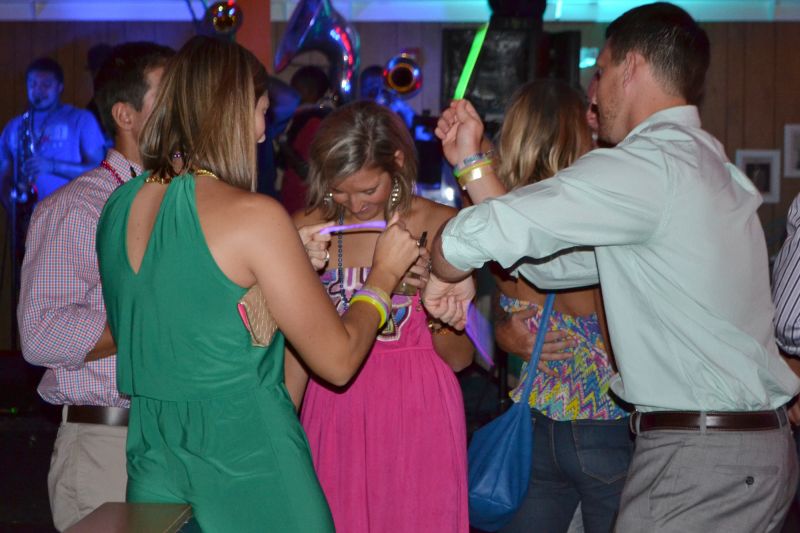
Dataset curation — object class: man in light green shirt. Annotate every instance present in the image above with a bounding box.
[427,2,799,530]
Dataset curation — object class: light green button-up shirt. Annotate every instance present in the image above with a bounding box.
[443,105,800,412]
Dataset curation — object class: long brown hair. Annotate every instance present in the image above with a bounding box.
[306,101,416,221]
[497,79,591,190]
[139,35,268,189]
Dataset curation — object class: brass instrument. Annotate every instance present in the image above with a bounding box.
[383,52,422,98]
[274,0,360,102]
[12,109,38,205]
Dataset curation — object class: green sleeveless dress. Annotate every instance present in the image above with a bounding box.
[96,173,334,532]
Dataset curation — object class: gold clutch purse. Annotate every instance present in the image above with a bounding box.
[237,285,278,347]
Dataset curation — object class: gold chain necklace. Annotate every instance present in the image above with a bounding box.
[193,169,219,180]
[144,168,219,185]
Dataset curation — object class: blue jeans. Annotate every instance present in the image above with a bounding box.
[502,410,633,533]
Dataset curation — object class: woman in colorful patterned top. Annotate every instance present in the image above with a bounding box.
[437,80,632,533]
[288,101,475,532]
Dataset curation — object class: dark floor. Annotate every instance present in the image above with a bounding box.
[3,354,800,533]
[0,356,60,532]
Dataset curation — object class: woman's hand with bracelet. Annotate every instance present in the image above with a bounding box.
[422,272,475,330]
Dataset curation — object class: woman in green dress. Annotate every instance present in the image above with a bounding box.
[96,36,420,532]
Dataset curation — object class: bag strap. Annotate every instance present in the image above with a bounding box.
[520,293,556,400]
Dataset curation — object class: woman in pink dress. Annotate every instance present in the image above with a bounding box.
[288,101,473,532]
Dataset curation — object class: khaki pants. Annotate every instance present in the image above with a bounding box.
[615,422,797,532]
[48,407,127,531]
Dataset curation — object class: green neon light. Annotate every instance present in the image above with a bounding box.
[454,23,489,100]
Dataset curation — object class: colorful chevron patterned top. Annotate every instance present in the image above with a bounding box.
[502,294,629,421]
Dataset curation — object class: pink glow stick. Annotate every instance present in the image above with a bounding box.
[466,302,494,367]
[318,221,388,234]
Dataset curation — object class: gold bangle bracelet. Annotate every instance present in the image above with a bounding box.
[350,294,388,329]
[427,319,452,335]
[457,165,492,190]
[360,284,391,308]
[454,159,492,179]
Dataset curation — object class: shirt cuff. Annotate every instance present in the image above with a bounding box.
[777,338,800,357]
[441,213,487,272]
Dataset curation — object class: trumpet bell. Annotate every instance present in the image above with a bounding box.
[384,53,422,98]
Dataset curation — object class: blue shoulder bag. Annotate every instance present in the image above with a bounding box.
[467,293,555,532]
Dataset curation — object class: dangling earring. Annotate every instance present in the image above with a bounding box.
[324,191,333,207]
[389,177,401,209]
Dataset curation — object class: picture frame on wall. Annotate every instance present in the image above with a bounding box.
[784,124,800,178]
[735,149,781,204]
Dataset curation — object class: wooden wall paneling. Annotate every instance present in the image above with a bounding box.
[392,21,424,114]
[159,22,195,52]
[103,21,128,49]
[122,20,153,44]
[419,23,443,114]
[699,23,728,146]
[354,21,399,100]
[354,22,386,73]
[772,23,800,239]
[70,23,97,110]
[743,24,776,149]
[4,23,30,125]
[741,23,778,234]
[0,23,30,350]
[724,24,746,161]
[57,21,81,107]
[14,23,32,112]
[0,25,15,127]
[30,22,52,64]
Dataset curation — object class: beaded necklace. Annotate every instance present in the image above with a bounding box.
[100,160,129,187]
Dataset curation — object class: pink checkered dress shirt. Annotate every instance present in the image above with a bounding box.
[18,149,140,407]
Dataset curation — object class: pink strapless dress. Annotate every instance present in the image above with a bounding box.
[300,267,469,533]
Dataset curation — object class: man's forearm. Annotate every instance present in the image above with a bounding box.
[84,323,116,362]
[431,223,473,282]
[20,306,109,369]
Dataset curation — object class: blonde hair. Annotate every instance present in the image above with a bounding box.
[497,80,591,190]
[140,35,268,189]
[306,101,416,221]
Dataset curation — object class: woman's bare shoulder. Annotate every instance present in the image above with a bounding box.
[198,182,294,238]
[410,196,457,229]
[291,206,328,228]
[221,185,287,220]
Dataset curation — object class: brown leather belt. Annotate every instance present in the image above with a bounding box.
[630,408,787,434]
[66,405,129,427]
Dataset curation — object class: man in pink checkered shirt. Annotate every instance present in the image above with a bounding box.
[18,42,173,532]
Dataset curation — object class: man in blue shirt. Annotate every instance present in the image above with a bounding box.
[1,57,105,206]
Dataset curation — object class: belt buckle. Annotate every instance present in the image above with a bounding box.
[628,412,640,435]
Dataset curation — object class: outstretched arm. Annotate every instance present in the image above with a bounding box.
[244,200,419,386]
[436,99,506,202]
